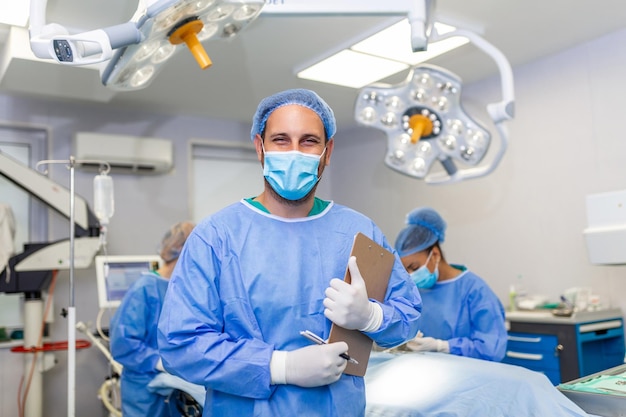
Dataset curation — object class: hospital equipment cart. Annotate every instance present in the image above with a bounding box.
[502,308,625,385]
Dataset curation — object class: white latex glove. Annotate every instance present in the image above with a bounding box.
[270,342,349,387]
[156,357,165,372]
[406,335,450,353]
[323,256,383,332]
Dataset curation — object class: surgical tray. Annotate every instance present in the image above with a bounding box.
[557,363,626,417]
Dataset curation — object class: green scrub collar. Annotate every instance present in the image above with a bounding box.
[245,196,329,216]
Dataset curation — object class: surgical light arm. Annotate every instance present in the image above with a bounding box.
[28,0,142,66]
[424,26,515,184]
[261,0,434,52]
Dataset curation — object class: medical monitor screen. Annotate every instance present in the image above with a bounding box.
[95,255,161,309]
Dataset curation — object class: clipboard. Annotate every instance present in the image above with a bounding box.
[328,232,395,376]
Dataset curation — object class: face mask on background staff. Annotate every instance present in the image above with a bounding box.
[410,250,439,289]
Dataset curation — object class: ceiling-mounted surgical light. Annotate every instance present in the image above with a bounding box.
[102,0,264,90]
[28,0,264,90]
[354,23,515,185]
[27,0,431,92]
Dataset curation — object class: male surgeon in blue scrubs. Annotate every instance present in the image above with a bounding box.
[157,89,422,416]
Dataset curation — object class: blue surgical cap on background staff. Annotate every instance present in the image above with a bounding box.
[158,221,195,263]
[250,88,337,141]
[395,207,447,257]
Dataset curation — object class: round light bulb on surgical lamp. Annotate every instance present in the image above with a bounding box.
[154,7,186,33]
[393,133,412,150]
[197,21,219,41]
[413,72,434,90]
[233,4,262,21]
[438,81,457,95]
[415,140,433,157]
[363,91,381,104]
[410,88,429,104]
[130,65,155,88]
[432,96,450,112]
[358,107,377,124]
[385,96,404,111]
[152,43,176,64]
[94,173,114,226]
[381,112,398,128]
[439,135,458,152]
[389,149,406,166]
[466,129,487,149]
[410,157,428,177]
[187,0,217,15]
[460,146,477,162]
[206,5,235,21]
[447,119,464,136]
[134,40,160,62]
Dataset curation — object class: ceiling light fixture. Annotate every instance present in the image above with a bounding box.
[297,21,468,89]
[354,20,515,184]
[28,0,265,90]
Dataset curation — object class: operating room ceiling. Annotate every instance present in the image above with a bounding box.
[1,0,626,129]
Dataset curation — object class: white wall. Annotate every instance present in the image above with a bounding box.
[331,27,626,318]
[2,25,626,417]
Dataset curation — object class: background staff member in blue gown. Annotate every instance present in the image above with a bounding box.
[157,88,422,417]
[110,221,195,417]
[395,207,507,361]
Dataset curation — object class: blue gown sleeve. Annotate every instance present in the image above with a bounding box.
[110,277,162,373]
[157,232,275,400]
[362,231,423,348]
[447,281,507,361]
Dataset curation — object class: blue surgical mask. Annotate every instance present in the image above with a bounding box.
[409,250,439,289]
[263,147,326,201]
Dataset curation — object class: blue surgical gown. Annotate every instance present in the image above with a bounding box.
[157,200,422,417]
[110,271,179,417]
[415,267,507,361]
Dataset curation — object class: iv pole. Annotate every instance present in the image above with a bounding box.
[35,156,110,417]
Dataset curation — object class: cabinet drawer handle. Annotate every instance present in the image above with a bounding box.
[579,320,622,333]
[508,336,542,343]
[506,351,543,361]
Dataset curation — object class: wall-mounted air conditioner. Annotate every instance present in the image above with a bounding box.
[73,132,173,175]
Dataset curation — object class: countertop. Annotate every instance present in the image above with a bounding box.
[506,308,623,325]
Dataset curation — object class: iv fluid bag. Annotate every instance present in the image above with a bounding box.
[94,174,115,224]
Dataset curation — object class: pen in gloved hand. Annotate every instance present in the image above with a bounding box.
[300,330,359,365]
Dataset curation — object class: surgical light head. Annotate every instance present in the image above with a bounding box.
[29,0,265,90]
[250,88,337,141]
[356,64,493,182]
[354,24,515,185]
[101,0,264,90]
[395,206,446,257]
[159,221,195,263]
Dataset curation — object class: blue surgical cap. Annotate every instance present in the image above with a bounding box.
[158,221,195,263]
[250,88,337,141]
[395,207,447,257]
